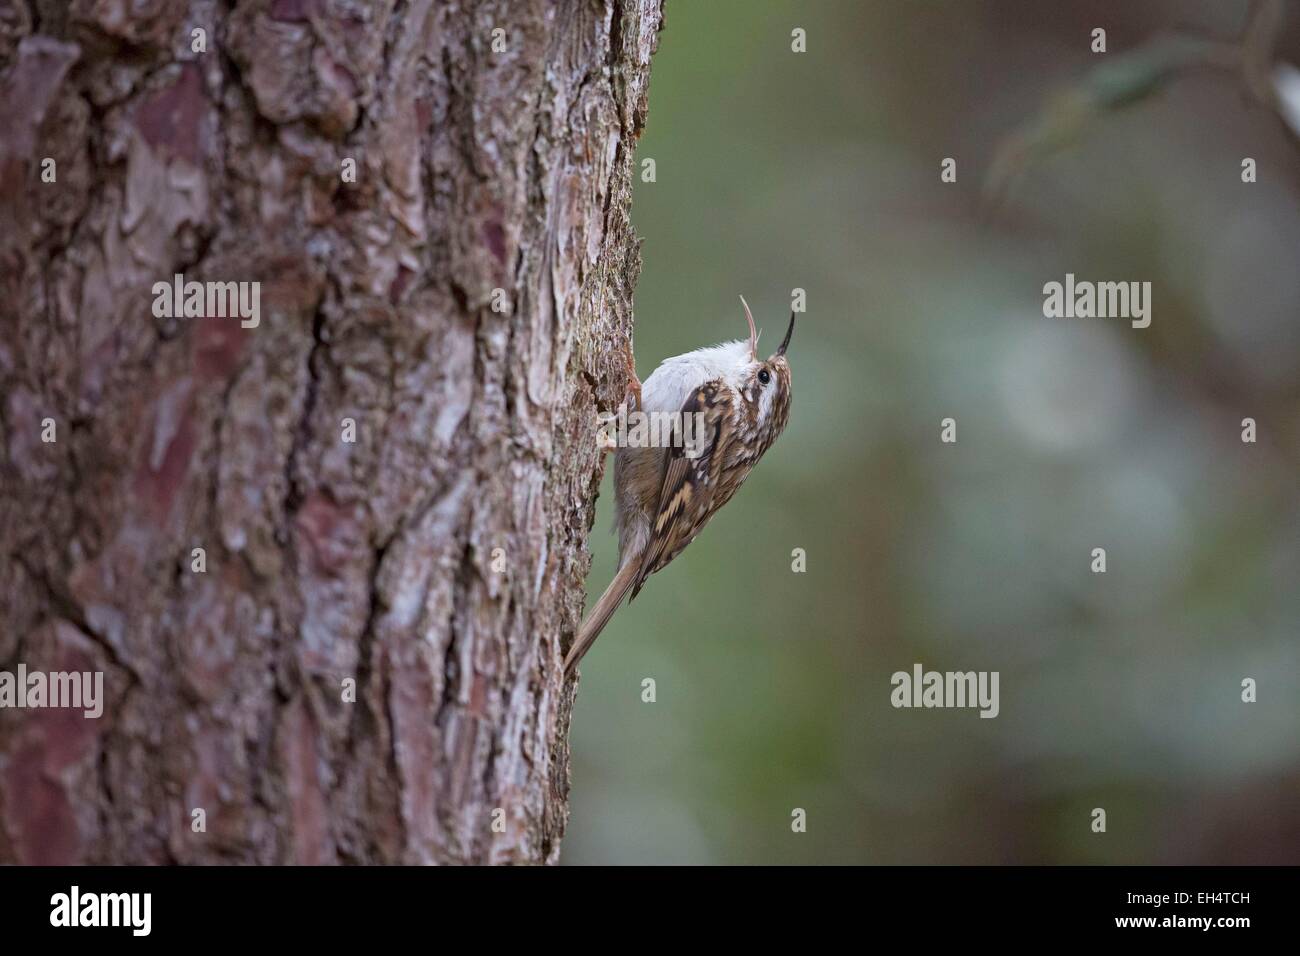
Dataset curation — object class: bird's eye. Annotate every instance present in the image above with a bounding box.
[757,369,771,385]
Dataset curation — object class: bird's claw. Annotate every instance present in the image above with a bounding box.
[622,339,642,413]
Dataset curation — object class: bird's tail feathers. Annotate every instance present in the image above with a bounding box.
[564,559,640,675]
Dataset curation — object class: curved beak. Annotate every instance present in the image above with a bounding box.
[738,295,758,359]
[776,311,795,357]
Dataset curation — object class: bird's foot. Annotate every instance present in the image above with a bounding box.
[622,338,642,413]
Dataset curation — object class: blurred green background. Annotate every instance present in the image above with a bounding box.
[566,0,1300,864]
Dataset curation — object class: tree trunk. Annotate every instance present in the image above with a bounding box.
[0,0,661,865]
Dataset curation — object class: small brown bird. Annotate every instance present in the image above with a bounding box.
[565,297,796,674]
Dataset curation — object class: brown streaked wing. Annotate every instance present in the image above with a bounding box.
[629,381,732,600]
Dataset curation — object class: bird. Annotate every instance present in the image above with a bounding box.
[564,296,796,675]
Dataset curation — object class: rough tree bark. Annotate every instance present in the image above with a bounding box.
[0,0,662,864]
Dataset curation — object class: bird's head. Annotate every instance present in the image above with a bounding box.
[736,295,795,450]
